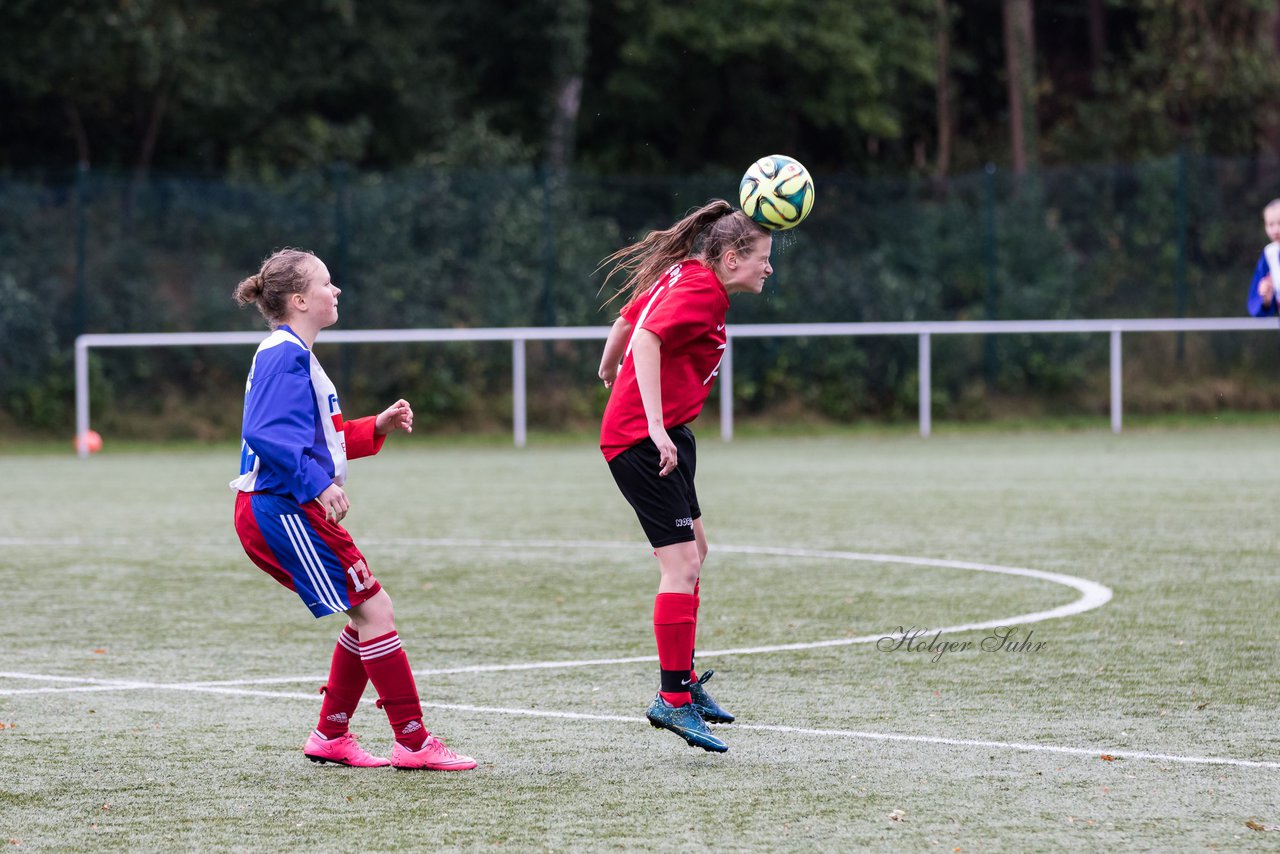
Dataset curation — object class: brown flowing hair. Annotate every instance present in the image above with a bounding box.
[598,199,769,309]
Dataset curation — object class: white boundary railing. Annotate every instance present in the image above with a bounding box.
[74,317,1279,457]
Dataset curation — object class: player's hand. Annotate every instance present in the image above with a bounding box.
[1261,276,1275,305]
[316,483,350,524]
[650,425,677,476]
[599,364,619,388]
[375,399,413,436]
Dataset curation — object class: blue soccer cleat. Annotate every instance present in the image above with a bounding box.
[646,694,728,753]
[688,669,735,724]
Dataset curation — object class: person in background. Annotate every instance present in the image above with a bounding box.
[1245,199,1280,317]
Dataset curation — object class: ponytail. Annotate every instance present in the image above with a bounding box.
[232,273,266,307]
[598,199,765,309]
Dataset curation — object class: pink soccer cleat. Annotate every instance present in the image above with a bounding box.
[303,731,391,767]
[390,735,478,771]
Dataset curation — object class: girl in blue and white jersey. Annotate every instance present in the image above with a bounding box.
[231,248,475,771]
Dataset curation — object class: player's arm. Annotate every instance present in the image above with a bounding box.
[598,316,633,388]
[345,400,412,459]
[631,328,677,477]
[1248,255,1277,317]
[348,399,414,458]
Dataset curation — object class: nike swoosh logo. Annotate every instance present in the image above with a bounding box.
[716,324,725,331]
[680,679,693,686]
[669,725,724,746]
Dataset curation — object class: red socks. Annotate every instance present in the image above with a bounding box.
[360,631,427,750]
[654,592,698,706]
[316,625,367,738]
[690,577,700,683]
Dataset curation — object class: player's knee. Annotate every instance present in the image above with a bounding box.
[659,557,701,589]
[349,590,396,635]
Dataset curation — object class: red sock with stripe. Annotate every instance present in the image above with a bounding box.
[654,592,697,706]
[360,631,427,750]
[316,624,366,738]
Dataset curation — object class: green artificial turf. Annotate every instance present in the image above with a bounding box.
[2,427,1278,850]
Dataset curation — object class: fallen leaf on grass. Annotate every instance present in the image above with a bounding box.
[889,809,907,822]
[1195,702,1210,710]
[1100,754,1116,761]
[92,649,107,655]
[1246,821,1280,832]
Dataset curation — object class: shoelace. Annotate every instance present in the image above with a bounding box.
[337,732,377,755]
[424,736,460,759]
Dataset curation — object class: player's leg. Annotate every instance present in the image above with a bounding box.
[684,518,734,724]
[609,433,726,752]
[645,542,727,753]
[654,538,701,706]
[303,621,381,763]
[691,517,708,676]
[346,590,477,771]
[303,618,389,766]
[234,493,390,767]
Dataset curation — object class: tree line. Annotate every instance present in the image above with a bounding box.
[4,1,1280,180]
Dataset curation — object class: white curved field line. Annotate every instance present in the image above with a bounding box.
[0,537,1111,679]
[11,537,1271,770]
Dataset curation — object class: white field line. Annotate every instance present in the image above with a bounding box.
[15,538,1218,766]
[1,539,1109,685]
[0,674,1274,770]
[196,539,1112,679]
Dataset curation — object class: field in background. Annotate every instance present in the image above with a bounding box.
[2,427,1279,850]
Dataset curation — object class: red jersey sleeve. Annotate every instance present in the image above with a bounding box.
[343,415,387,460]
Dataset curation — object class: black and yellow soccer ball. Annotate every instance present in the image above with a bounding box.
[738,154,815,230]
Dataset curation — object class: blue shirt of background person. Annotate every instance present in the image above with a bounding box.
[1246,199,1280,317]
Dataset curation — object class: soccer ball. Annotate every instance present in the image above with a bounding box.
[738,154,815,230]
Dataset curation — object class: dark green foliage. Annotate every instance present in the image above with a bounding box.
[3,154,1278,437]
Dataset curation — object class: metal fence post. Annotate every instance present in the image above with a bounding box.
[75,337,90,459]
[513,338,527,447]
[1110,328,1122,433]
[919,331,931,437]
[720,337,734,441]
[982,163,999,383]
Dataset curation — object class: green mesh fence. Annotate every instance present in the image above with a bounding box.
[3,156,1280,438]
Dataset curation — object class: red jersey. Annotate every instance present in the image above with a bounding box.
[600,260,730,461]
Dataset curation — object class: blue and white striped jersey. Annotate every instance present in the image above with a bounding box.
[230,325,365,503]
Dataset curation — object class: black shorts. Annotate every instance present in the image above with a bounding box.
[608,424,701,548]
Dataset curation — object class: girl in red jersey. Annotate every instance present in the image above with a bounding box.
[231,248,476,771]
[597,199,773,753]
